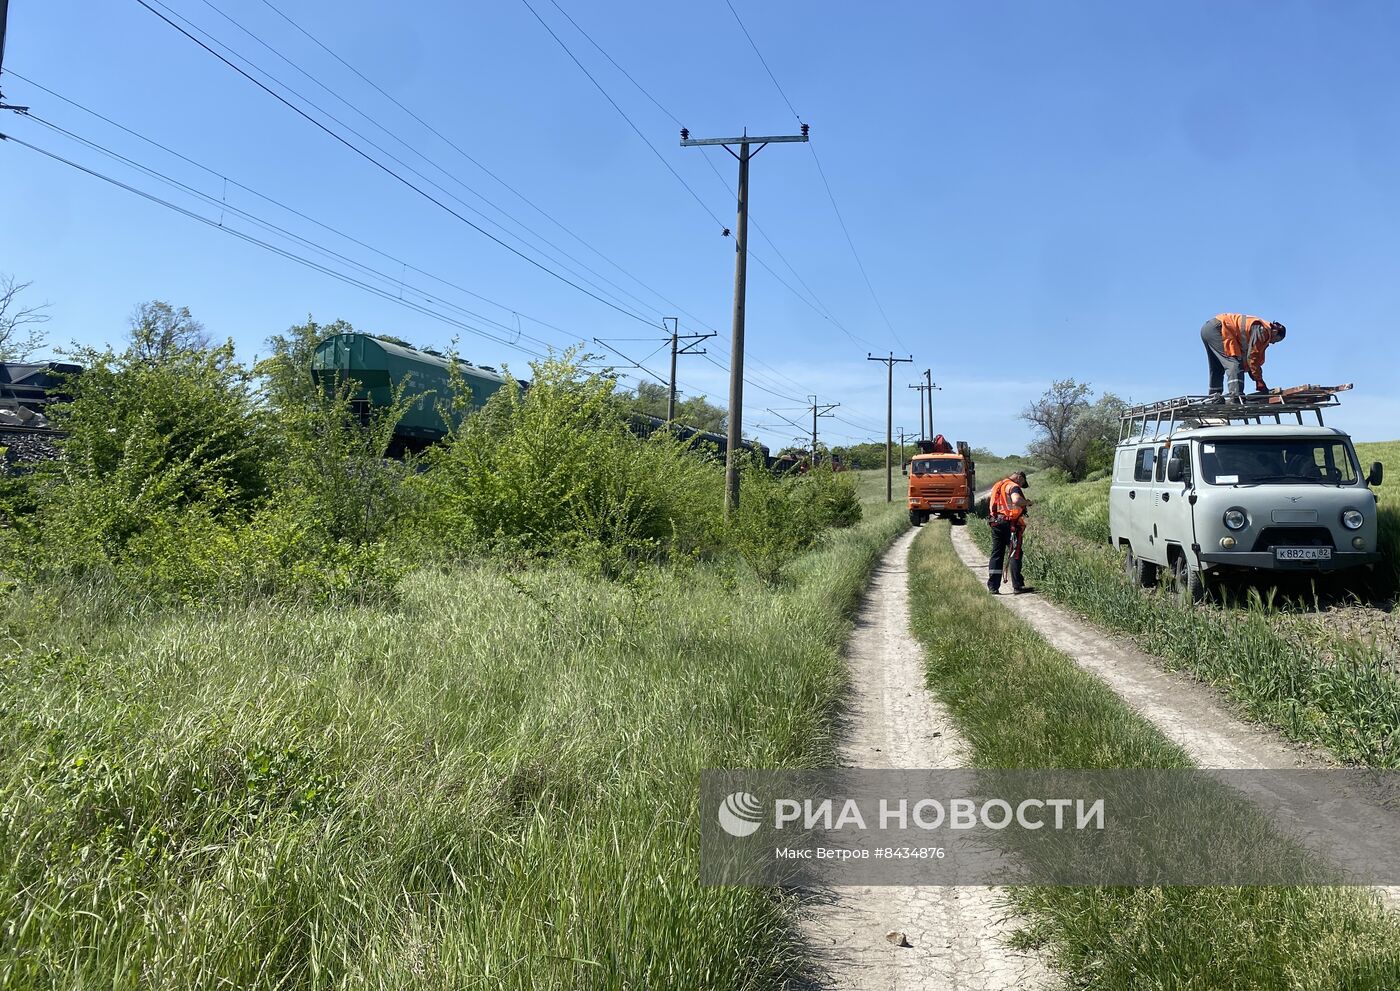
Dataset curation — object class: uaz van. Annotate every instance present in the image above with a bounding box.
[1108,393,1383,600]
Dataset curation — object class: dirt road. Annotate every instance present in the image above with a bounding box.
[800,526,1048,990]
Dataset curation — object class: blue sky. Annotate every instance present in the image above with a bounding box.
[3,0,1398,453]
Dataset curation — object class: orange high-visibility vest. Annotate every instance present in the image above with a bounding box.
[1214,313,1274,378]
[989,478,1024,523]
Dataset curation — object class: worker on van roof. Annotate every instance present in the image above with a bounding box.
[1200,314,1287,398]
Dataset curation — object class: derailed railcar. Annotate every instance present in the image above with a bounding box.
[310,333,514,453]
[627,413,772,466]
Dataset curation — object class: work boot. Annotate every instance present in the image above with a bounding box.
[986,583,999,594]
[1013,586,1036,595]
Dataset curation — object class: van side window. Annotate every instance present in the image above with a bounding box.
[1155,446,1169,482]
[1134,447,1155,482]
[1172,444,1191,484]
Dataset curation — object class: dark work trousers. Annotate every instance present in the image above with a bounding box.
[987,520,1024,591]
[1201,318,1243,396]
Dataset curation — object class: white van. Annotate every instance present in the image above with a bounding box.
[1108,392,1383,600]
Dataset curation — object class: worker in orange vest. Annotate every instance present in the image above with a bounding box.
[987,471,1032,594]
[1200,313,1287,398]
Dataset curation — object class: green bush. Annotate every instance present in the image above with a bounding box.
[3,317,407,605]
[724,461,859,584]
[413,352,723,574]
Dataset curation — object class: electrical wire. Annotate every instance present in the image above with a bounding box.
[133,0,660,329]
[720,0,913,355]
[0,130,558,359]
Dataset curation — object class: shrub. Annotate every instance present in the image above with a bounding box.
[414,352,724,573]
[5,316,407,604]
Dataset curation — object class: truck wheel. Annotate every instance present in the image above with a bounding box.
[1123,545,1159,588]
[1171,555,1208,604]
[951,512,967,526]
[908,510,923,527]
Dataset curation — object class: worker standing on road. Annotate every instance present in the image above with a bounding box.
[1200,313,1287,398]
[987,471,1032,595]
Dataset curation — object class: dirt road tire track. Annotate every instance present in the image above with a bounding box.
[799,526,1049,990]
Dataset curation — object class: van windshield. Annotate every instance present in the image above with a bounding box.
[1198,439,1358,486]
[912,459,963,475]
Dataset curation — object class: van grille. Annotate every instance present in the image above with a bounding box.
[1251,526,1335,552]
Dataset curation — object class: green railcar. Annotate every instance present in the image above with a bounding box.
[310,333,513,448]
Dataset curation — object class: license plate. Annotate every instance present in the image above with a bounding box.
[1275,547,1332,561]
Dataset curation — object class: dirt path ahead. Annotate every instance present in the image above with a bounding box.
[800,526,1048,990]
[948,523,1400,903]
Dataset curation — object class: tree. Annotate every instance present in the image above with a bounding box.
[622,382,726,432]
[1021,379,1125,480]
[128,300,212,360]
[0,275,51,360]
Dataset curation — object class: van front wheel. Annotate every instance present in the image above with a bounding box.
[1171,555,1208,604]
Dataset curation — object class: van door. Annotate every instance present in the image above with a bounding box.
[1109,447,1135,547]
[1129,445,1159,561]
[1155,441,1194,557]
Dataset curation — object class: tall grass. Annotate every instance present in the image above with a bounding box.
[907,522,1400,989]
[0,503,906,989]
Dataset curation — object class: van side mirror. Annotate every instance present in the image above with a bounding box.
[1167,457,1184,483]
[1369,461,1384,487]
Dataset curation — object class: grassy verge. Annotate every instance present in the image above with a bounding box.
[969,476,1400,766]
[907,522,1400,988]
[0,503,906,989]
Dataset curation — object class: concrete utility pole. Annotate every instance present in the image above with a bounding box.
[898,428,908,475]
[869,353,913,502]
[662,317,715,422]
[681,125,809,513]
[909,382,928,439]
[924,368,940,434]
[807,394,839,466]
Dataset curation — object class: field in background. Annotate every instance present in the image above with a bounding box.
[1,492,907,989]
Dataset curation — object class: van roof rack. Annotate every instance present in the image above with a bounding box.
[1119,384,1351,444]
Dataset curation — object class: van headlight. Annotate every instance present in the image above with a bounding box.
[1223,507,1248,531]
[1341,508,1364,530]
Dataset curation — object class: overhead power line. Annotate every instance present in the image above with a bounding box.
[721,0,912,355]
[7,71,586,341]
[189,0,681,328]
[538,0,880,351]
[0,130,559,359]
[218,0,824,410]
[134,0,659,329]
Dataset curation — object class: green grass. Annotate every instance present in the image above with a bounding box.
[906,521,1400,989]
[1357,441,1400,592]
[0,502,907,989]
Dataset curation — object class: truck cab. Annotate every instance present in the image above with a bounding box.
[907,437,976,526]
[1108,390,1383,600]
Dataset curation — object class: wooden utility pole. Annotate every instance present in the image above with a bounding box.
[869,353,913,502]
[681,125,809,512]
[807,394,839,466]
[898,428,908,475]
[662,317,714,422]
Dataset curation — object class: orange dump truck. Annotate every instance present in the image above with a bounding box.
[906,435,976,526]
